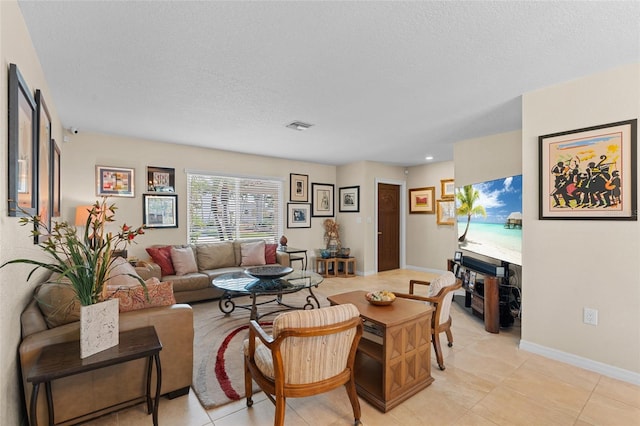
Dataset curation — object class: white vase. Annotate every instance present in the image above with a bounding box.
[80,298,119,358]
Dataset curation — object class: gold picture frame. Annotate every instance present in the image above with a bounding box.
[440,178,455,199]
[436,199,456,225]
[409,186,435,214]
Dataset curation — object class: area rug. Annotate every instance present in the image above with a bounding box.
[191,290,330,409]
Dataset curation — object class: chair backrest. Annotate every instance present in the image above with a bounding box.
[429,271,459,325]
[272,303,360,385]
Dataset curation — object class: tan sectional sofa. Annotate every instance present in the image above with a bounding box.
[138,240,291,303]
[19,278,194,426]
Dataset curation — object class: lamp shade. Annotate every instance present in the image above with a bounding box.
[75,205,94,226]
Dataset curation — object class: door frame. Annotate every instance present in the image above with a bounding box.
[374,178,406,272]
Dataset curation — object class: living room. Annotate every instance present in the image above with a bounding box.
[2,1,639,425]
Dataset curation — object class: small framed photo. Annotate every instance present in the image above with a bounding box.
[441,179,455,199]
[287,203,311,228]
[312,183,334,217]
[339,186,360,212]
[96,166,134,197]
[469,271,477,290]
[437,199,456,225]
[147,166,175,192]
[143,194,178,228]
[454,251,462,262]
[290,173,309,202]
[409,187,435,214]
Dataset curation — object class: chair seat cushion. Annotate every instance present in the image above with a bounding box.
[243,338,275,379]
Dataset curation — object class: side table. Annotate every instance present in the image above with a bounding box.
[336,257,356,277]
[27,326,162,426]
[315,257,337,277]
[279,247,308,270]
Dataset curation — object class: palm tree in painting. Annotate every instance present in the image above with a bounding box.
[456,185,486,242]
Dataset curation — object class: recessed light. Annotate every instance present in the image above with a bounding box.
[425,156,434,160]
[286,121,313,131]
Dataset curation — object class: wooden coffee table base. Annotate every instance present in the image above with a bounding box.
[327,290,434,412]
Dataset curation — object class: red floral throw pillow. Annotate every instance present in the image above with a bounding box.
[265,243,278,264]
[146,245,175,276]
[110,281,176,313]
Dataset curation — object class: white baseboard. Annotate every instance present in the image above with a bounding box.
[519,340,640,386]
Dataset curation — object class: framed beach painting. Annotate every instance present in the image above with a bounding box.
[409,187,435,214]
[539,119,637,220]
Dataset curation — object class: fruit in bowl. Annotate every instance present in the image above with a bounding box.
[365,290,396,305]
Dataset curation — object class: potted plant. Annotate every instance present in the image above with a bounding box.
[2,197,146,357]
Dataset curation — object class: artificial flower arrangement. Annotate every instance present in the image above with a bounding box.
[1,197,146,305]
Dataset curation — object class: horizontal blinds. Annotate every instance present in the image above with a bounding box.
[187,173,282,244]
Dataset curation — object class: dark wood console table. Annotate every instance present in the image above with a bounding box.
[27,326,162,426]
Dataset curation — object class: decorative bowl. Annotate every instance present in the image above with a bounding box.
[320,249,331,259]
[245,265,294,279]
[365,290,396,306]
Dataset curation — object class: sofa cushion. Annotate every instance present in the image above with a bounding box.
[106,257,144,290]
[171,246,199,276]
[109,280,176,312]
[146,245,175,276]
[35,279,80,328]
[196,242,235,270]
[265,243,277,264]
[241,241,266,266]
[162,272,211,292]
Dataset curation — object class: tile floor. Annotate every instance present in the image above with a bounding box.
[83,270,640,425]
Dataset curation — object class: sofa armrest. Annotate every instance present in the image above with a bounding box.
[20,304,193,425]
[135,261,162,280]
[276,251,291,267]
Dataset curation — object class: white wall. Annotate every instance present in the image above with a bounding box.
[0,1,64,424]
[521,63,639,381]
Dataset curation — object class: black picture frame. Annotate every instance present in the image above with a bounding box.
[8,63,37,217]
[311,183,334,217]
[36,90,52,243]
[147,166,175,193]
[454,251,462,262]
[96,165,135,197]
[290,173,309,202]
[539,119,637,220]
[143,194,178,228]
[339,186,360,213]
[287,203,311,228]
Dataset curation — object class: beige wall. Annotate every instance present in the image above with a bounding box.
[62,132,337,262]
[0,1,64,424]
[405,160,457,271]
[521,63,640,377]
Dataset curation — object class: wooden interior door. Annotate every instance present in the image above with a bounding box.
[377,183,400,272]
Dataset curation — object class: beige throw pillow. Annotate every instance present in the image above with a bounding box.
[196,242,235,270]
[35,278,81,328]
[106,256,144,291]
[171,246,199,275]
[241,241,266,266]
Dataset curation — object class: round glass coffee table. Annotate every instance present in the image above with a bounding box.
[212,270,324,321]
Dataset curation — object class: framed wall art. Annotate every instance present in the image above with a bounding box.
[147,166,175,192]
[312,183,334,217]
[143,194,178,228]
[8,63,37,217]
[409,186,435,214]
[51,140,61,217]
[339,186,360,212]
[441,179,455,199]
[287,203,311,228]
[539,119,637,220]
[290,173,309,202]
[436,199,456,225]
[96,166,135,197]
[36,90,52,241]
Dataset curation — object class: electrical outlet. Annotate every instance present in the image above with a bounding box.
[583,307,598,325]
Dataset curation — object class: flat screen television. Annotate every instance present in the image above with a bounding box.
[455,174,522,266]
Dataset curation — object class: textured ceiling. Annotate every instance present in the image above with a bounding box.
[17,1,640,166]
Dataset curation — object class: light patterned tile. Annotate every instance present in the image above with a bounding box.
[212,398,305,426]
[579,392,640,426]
[471,386,576,426]
[452,411,500,426]
[593,375,640,409]
[520,353,600,392]
[501,365,591,417]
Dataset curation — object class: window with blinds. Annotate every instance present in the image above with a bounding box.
[186,173,283,244]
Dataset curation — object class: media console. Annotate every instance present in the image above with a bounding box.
[448,256,511,334]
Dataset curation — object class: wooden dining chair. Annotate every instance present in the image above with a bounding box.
[244,304,363,426]
[394,271,462,370]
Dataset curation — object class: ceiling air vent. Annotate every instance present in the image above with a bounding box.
[286,121,313,131]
